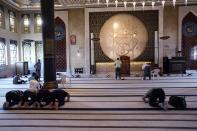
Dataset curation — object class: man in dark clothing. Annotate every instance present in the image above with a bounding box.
[142,63,151,80]
[143,88,167,110]
[13,74,26,84]
[3,90,23,109]
[50,89,70,109]
[34,59,41,81]
[37,88,51,107]
[21,89,37,107]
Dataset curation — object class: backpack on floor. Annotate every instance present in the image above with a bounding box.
[168,96,187,109]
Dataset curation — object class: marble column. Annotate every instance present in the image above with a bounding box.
[41,0,58,89]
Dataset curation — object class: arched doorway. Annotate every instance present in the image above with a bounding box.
[55,17,67,72]
[182,12,197,70]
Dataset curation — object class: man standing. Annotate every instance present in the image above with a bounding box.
[142,63,151,80]
[114,58,122,80]
[34,59,41,81]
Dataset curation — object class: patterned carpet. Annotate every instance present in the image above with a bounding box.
[0,76,197,131]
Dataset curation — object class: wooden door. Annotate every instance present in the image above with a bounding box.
[120,56,130,76]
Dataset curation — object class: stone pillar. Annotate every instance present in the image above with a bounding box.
[90,33,95,74]
[154,31,159,65]
[41,0,57,89]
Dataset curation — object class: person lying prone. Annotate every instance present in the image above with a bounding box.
[50,89,70,109]
[3,90,23,109]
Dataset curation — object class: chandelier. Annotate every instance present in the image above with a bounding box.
[91,0,189,8]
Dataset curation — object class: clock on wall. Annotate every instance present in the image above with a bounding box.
[55,26,65,41]
[183,22,197,37]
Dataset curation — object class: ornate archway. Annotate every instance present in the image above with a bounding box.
[55,17,67,72]
[182,12,197,70]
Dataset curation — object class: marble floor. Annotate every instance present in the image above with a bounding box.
[0,76,197,131]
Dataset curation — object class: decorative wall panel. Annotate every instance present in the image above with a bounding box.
[55,17,67,72]
[182,12,197,70]
[89,11,158,63]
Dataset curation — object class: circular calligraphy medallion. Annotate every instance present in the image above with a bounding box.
[55,26,65,41]
[100,13,148,60]
[183,22,197,37]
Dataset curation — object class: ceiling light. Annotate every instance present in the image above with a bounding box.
[173,0,176,7]
[115,0,118,8]
[185,0,188,5]
[162,0,165,7]
[152,1,155,9]
[142,1,145,10]
[124,1,127,8]
[133,2,136,10]
[106,0,109,7]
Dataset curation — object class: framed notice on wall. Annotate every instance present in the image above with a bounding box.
[70,35,76,45]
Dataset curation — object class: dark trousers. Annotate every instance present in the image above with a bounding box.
[115,67,121,79]
[36,69,41,80]
[143,66,151,80]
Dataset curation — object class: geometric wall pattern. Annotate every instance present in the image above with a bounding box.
[55,17,67,72]
[100,14,148,61]
[182,12,197,70]
[89,10,158,63]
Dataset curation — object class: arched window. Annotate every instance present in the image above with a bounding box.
[9,11,16,32]
[10,40,17,64]
[35,41,43,61]
[22,14,30,33]
[34,14,42,33]
[0,5,5,29]
[0,38,6,65]
[190,45,197,60]
[23,42,31,62]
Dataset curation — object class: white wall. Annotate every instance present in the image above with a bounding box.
[163,6,178,59]
[68,9,85,75]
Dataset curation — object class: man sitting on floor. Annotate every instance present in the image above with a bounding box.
[21,75,41,107]
[13,74,26,84]
[3,90,23,109]
[142,88,168,110]
[50,89,70,109]
[28,72,38,81]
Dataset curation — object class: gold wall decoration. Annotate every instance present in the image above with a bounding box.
[100,13,148,60]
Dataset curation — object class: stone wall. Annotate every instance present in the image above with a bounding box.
[68,9,85,74]
[163,6,178,58]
